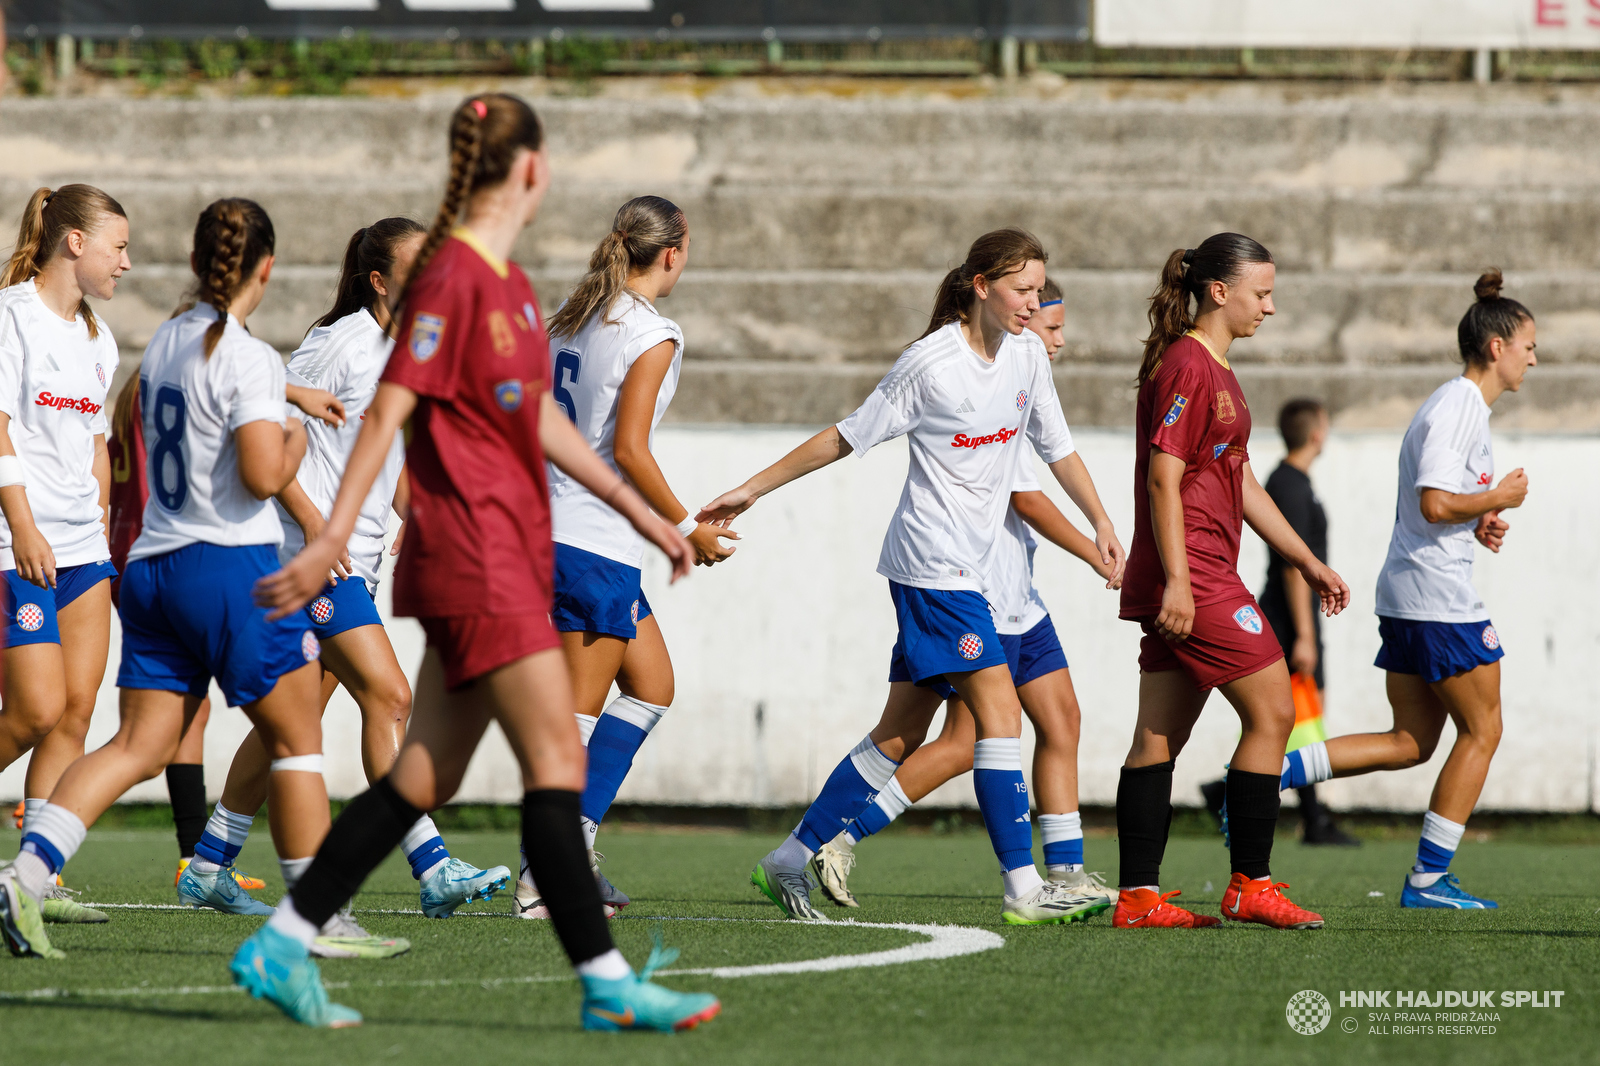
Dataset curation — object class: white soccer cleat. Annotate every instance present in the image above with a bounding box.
[1002,880,1112,926]
[810,833,860,908]
[1047,867,1117,906]
[513,878,616,920]
[750,853,829,922]
[311,906,411,959]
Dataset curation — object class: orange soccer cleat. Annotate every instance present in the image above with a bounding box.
[1112,887,1220,928]
[175,858,267,891]
[1220,873,1324,929]
[12,800,24,830]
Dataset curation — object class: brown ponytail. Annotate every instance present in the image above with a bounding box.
[917,227,1047,343]
[111,364,140,441]
[393,93,543,329]
[3,184,128,340]
[548,195,686,339]
[190,198,275,359]
[315,217,427,330]
[1139,232,1274,383]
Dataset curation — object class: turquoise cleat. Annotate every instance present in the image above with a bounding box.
[1400,872,1498,909]
[419,857,511,919]
[231,924,362,1028]
[580,936,721,1033]
[177,861,275,916]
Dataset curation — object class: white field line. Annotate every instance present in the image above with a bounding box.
[0,916,1003,1000]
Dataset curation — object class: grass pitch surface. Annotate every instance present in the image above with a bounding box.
[0,825,1594,1065]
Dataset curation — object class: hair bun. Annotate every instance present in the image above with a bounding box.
[1473,268,1504,302]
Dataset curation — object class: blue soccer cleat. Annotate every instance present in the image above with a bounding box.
[177,862,275,916]
[1400,872,1498,909]
[419,857,511,918]
[231,924,362,1028]
[580,936,721,1033]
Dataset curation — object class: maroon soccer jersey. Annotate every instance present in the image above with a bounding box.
[1120,333,1254,618]
[380,232,553,619]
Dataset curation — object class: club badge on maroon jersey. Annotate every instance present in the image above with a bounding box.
[958,633,984,660]
[1232,605,1263,634]
[1216,390,1238,424]
[1163,394,1187,427]
[409,313,446,362]
[494,379,525,412]
[489,310,517,357]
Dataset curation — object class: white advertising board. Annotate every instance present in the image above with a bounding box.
[1096,0,1600,50]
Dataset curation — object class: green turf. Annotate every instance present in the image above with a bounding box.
[1,827,1595,1065]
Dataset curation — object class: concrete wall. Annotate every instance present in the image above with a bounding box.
[4,423,1591,813]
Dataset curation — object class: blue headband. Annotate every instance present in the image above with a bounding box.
[1039,299,1062,308]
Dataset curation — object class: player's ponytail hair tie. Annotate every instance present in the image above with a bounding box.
[548,194,687,338]
[1140,233,1273,385]
[2,183,127,341]
[470,98,488,119]
[1181,248,1195,267]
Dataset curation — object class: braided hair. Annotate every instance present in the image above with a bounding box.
[191,198,275,359]
[392,93,543,327]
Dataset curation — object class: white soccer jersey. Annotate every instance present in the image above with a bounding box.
[274,310,405,590]
[547,292,684,567]
[836,322,1074,598]
[128,307,287,561]
[0,281,115,570]
[989,462,1050,636]
[1375,376,1495,623]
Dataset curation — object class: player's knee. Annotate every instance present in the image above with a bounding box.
[10,700,66,747]
[368,677,412,725]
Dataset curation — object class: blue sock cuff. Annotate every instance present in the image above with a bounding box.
[853,803,893,841]
[1042,838,1084,867]
[1282,749,1306,790]
[20,836,63,874]
[193,832,240,867]
[406,836,450,879]
[1415,836,1455,874]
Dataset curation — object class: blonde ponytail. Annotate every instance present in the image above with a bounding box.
[3,184,127,340]
[549,195,686,339]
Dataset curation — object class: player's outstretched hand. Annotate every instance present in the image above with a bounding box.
[639,514,692,583]
[1303,560,1351,617]
[1154,579,1194,643]
[688,522,739,566]
[697,484,757,525]
[1475,510,1510,553]
[255,547,336,621]
[286,384,346,428]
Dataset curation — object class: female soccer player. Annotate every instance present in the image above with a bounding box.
[195,219,509,934]
[811,467,1121,908]
[515,194,733,918]
[1113,233,1348,931]
[1280,270,1533,909]
[700,227,1124,926]
[0,198,331,961]
[244,93,719,1033]
[0,186,128,924]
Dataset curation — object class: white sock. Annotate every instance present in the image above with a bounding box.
[192,859,223,874]
[1409,870,1446,887]
[21,797,45,833]
[201,802,255,855]
[266,895,320,948]
[11,849,55,899]
[770,833,814,869]
[1300,741,1333,784]
[400,816,450,881]
[1046,865,1084,875]
[876,777,913,821]
[575,714,599,746]
[574,947,631,981]
[1003,864,1045,899]
[20,803,87,887]
[279,857,313,891]
[604,695,667,734]
[582,816,600,853]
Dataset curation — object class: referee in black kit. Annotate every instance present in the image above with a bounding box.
[1203,398,1357,846]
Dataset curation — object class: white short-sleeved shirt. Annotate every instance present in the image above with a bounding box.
[128,307,288,561]
[1376,376,1494,623]
[273,310,405,590]
[836,322,1074,598]
[0,281,116,570]
[547,293,684,568]
[989,462,1050,635]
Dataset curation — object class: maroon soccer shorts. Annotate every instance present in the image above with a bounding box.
[1136,594,1285,690]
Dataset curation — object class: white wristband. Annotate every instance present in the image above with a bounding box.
[0,454,23,488]
[676,515,698,536]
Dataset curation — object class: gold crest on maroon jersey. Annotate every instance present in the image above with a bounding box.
[1216,390,1238,424]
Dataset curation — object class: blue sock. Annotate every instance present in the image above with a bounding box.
[848,804,892,842]
[20,836,64,875]
[193,802,254,867]
[796,737,899,852]
[401,816,450,879]
[1037,811,1083,868]
[1414,811,1465,874]
[973,738,1032,872]
[1280,741,1330,790]
[580,696,665,826]
[844,777,912,844]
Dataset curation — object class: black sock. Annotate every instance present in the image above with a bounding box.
[521,789,614,967]
[1227,769,1281,880]
[290,776,420,929]
[1116,760,1175,888]
[165,764,207,860]
[1297,784,1322,833]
